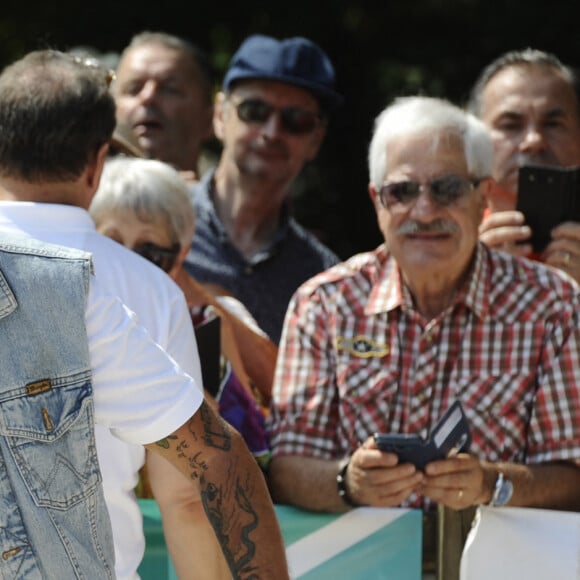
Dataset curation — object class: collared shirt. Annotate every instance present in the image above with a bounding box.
[268,242,580,505]
[184,170,340,343]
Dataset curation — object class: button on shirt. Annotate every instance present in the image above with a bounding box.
[185,170,340,343]
[268,243,580,506]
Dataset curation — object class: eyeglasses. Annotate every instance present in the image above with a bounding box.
[378,175,483,210]
[232,98,322,135]
[70,55,116,87]
[47,50,116,87]
[133,242,180,273]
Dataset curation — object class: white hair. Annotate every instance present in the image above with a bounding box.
[90,157,195,247]
[368,96,493,188]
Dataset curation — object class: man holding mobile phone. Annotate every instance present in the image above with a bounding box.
[267,95,580,522]
[468,48,580,283]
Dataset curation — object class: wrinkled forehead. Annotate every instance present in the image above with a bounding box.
[481,64,579,118]
[385,130,468,177]
[117,43,201,84]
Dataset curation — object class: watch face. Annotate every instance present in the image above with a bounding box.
[495,478,513,507]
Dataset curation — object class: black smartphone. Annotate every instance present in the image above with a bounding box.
[373,401,471,471]
[194,315,221,398]
[517,165,580,253]
[373,433,430,469]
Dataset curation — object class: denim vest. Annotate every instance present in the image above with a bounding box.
[0,237,115,579]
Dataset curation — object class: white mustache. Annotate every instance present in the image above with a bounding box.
[396,220,459,235]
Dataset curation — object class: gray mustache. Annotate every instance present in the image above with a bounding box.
[396,220,459,235]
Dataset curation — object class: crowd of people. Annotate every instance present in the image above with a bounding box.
[0,28,579,580]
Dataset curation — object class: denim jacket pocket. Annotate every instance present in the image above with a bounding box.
[0,371,100,509]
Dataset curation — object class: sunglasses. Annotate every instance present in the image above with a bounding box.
[53,51,117,87]
[232,98,322,135]
[378,175,482,210]
[133,242,180,273]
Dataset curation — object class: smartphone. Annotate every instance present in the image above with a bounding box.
[194,315,221,398]
[373,401,471,471]
[517,165,580,253]
[373,433,431,469]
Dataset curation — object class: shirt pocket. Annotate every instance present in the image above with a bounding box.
[336,350,402,444]
[453,370,537,462]
[0,373,100,510]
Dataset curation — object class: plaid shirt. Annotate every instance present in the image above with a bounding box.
[269,243,580,479]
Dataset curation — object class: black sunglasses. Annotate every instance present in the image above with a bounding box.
[232,98,322,135]
[378,175,482,210]
[133,242,180,273]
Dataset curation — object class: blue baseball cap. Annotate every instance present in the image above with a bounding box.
[223,34,343,113]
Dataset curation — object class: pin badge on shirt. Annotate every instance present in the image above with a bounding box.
[336,335,389,358]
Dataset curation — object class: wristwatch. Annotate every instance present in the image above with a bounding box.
[336,460,357,507]
[489,471,513,507]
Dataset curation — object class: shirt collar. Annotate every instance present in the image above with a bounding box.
[203,169,292,255]
[365,242,489,319]
[0,201,95,236]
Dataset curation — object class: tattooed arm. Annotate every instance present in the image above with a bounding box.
[146,449,231,580]
[145,400,289,580]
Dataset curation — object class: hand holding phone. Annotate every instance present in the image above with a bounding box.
[517,165,580,253]
[373,401,471,471]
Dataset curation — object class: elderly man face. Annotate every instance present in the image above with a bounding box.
[370,132,486,294]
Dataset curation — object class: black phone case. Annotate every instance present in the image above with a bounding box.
[194,315,221,398]
[517,165,580,253]
[373,400,471,471]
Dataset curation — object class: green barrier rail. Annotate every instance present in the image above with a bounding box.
[138,499,422,579]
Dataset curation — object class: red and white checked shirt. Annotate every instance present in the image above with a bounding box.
[269,243,580,476]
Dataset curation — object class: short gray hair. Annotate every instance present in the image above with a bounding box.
[90,157,195,247]
[116,31,214,105]
[368,96,493,188]
[467,48,580,118]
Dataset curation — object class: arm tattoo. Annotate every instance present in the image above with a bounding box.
[155,401,262,578]
[154,434,177,449]
[199,400,232,450]
[202,471,260,579]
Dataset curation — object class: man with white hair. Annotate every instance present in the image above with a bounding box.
[268,96,580,518]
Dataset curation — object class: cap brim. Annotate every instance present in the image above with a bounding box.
[225,71,344,112]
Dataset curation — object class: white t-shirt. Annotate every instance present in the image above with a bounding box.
[0,202,203,580]
[87,276,203,444]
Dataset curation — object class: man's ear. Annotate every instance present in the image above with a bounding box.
[201,103,215,142]
[87,143,110,190]
[304,124,327,162]
[213,92,228,141]
[479,176,495,213]
[80,142,109,209]
[368,182,381,210]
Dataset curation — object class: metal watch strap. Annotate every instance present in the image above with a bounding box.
[489,470,513,507]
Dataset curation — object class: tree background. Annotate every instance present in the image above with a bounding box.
[2,0,580,258]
